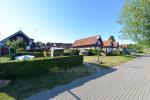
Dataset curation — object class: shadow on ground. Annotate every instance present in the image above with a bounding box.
[0,65,117,100]
[26,66,117,100]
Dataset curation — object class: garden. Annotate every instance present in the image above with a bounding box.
[0,40,94,99]
[0,38,147,100]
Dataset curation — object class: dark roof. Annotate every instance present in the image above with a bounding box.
[2,30,33,42]
[0,41,4,46]
[72,36,102,47]
[113,41,119,48]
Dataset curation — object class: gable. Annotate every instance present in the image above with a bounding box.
[103,40,113,47]
[72,35,102,47]
[2,30,33,43]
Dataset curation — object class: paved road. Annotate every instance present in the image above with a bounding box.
[27,54,150,100]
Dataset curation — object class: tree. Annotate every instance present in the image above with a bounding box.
[118,0,150,47]
[5,38,26,53]
[108,35,115,41]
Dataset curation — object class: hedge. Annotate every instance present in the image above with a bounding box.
[64,49,80,55]
[51,49,64,57]
[0,55,83,80]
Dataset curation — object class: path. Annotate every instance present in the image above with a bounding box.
[27,54,150,100]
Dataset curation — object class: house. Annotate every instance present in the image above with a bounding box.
[120,44,128,49]
[0,42,10,56]
[120,44,129,53]
[113,42,119,48]
[72,35,103,49]
[102,40,113,53]
[102,41,120,53]
[1,30,35,51]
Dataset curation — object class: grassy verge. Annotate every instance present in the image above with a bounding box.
[0,65,94,100]
[84,55,136,68]
[0,56,10,63]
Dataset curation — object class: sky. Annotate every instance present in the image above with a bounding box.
[0,0,130,44]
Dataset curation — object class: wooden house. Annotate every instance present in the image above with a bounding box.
[1,30,35,51]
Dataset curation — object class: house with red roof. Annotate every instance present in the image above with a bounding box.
[72,35,103,49]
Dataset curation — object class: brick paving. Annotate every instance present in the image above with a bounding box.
[27,54,150,100]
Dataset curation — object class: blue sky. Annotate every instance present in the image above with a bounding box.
[0,0,130,43]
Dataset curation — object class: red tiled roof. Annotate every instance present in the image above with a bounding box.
[103,40,112,47]
[72,36,100,47]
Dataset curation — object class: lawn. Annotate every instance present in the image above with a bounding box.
[0,56,10,63]
[84,55,136,68]
[0,64,94,100]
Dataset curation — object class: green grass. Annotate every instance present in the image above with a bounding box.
[0,65,94,100]
[0,56,10,63]
[84,55,136,68]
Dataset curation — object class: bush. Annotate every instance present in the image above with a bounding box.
[43,50,48,57]
[16,47,25,53]
[91,49,102,55]
[64,49,80,55]
[107,50,123,56]
[0,55,83,80]
[71,49,80,55]
[51,49,64,57]
[9,53,16,60]
[137,50,143,53]
[16,52,44,58]
[64,49,71,56]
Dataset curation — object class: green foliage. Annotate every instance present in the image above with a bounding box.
[16,52,44,58]
[5,38,26,53]
[82,49,103,56]
[52,49,64,57]
[16,47,24,53]
[70,49,80,55]
[113,50,123,56]
[118,0,150,47]
[64,49,71,56]
[108,35,115,41]
[64,49,80,55]
[9,53,17,60]
[0,55,83,80]
[43,50,48,57]
[91,49,98,55]
[128,43,145,53]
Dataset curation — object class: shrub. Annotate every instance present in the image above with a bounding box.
[91,49,96,55]
[0,55,83,80]
[16,52,44,58]
[9,53,16,60]
[64,49,71,56]
[137,50,143,53]
[108,50,123,56]
[91,49,102,55]
[51,49,64,57]
[64,49,80,55]
[16,47,25,53]
[43,50,48,57]
[70,49,80,55]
